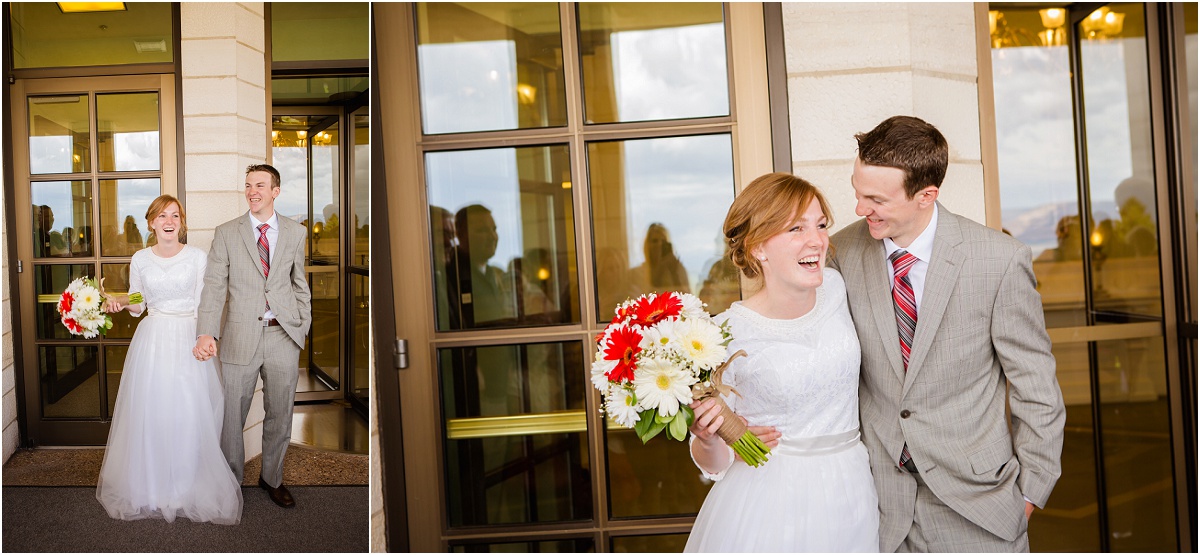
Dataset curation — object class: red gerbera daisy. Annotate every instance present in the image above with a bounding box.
[62,317,82,334]
[631,293,682,327]
[58,291,73,315]
[602,325,643,383]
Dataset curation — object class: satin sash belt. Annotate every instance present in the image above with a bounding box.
[146,308,195,319]
[774,429,861,457]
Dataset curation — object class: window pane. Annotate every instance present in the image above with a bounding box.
[105,345,129,418]
[34,264,93,340]
[1028,343,1101,552]
[1096,337,1176,552]
[990,10,1086,328]
[351,274,369,405]
[99,179,158,257]
[450,539,594,553]
[96,92,160,172]
[40,345,100,419]
[577,3,728,124]
[1078,4,1163,322]
[588,134,736,320]
[606,423,711,518]
[272,77,369,106]
[101,263,142,340]
[427,146,579,331]
[271,2,369,62]
[32,181,94,259]
[440,342,591,527]
[416,2,567,134]
[28,95,89,174]
[11,2,173,69]
[312,124,341,265]
[352,111,370,268]
[271,115,315,227]
[309,270,340,387]
[611,534,689,553]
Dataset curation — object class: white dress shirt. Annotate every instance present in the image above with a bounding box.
[249,211,280,320]
[883,204,938,310]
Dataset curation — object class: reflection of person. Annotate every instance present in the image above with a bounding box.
[455,204,515,326]
[123,215,145,254]
[698,236,741,314]
[629,222,691,295]
[96,194,243,525]
[1036,215,1084,262]
[830,116,1065,551]
[685,173,879,552]
[195,164,313,509]
[431,206,460,330]
[33,205,66,257]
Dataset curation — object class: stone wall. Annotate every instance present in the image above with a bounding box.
[780,3,987,229]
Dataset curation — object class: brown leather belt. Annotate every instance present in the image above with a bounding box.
[263,318,281,327]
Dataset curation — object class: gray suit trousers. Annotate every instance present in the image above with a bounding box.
[220,325,301,488]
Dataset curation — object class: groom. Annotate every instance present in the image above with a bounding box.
[830,116,1065,551]
[195,164,312,508]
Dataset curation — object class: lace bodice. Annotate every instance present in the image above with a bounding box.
[716,268,862,440]
[129,246,207,317]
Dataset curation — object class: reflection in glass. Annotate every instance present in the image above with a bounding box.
[588,135,736,320]
[10,2,173,69]
[31,181,93,258]
[40,345,100,418]
[450,539,594,553]
[1096,337,1176,552]
[105,345,129,418]
[351,274,369,405]
[272,77,370,105]
[309,270,341,388]
[272,115,317,228]
[1028,343,1101,552]
[440,342,590,526]
[100,179,159,256]
[1078,4,1163,322]
[427,145,579,331]
[35,264,91,340]
[310,124,341,265]
[416,2,567,134]
[28,95,89,174]
[271,2,369,62]
[990,13,1085,328]
[97,93,161,172]
[611,534,689,553]
[101,263,142,340]
[352,111,370,268]
[607,423,710,518]
[577,3,728,124]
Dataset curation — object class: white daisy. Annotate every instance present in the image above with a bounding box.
[591,352,617,391]
[676,317,728,371]
[606,386,641,428]
[677,292,708,319]
[75,284,102,312]
[639,319,679,353]
[633,357,697,418]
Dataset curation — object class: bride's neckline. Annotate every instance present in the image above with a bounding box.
[729,285,826,326]
[149,244,186,259]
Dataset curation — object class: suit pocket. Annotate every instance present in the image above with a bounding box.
[970,436,1016,477]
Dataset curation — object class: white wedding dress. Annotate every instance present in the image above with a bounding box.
[96,245,243,525]
[685,268,879,552]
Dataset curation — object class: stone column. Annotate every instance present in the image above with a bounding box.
[780,3,986,227]
[180,1,270,468]
[2,198,17,464]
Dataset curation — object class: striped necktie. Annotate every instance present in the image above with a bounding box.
[257,223,271,277]
[890,249,918,468]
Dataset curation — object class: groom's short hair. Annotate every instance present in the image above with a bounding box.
[246,164,281,189]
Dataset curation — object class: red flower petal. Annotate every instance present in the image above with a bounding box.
[631,293,682,327]
[602,325,642,384]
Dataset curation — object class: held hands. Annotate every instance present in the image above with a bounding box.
[193,335,217,361]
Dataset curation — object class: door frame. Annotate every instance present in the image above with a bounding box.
[10,74,177,446]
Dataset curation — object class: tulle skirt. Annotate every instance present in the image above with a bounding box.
[96,313,243,525]
[685,432,880,552]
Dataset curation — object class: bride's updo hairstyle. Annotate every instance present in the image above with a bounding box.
[723,172,833,279]
[145,194,187,244]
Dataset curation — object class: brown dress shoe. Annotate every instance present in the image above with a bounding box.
[259,477,296,508]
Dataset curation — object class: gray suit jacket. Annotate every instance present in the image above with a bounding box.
[830,203,1065,549]
[197,212,312,365]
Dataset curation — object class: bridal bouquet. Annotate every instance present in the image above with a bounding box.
[56,277,143,338]
[591,291,771,467]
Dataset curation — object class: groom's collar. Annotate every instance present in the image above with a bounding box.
[883,203,938,264]
[248,211,279,231]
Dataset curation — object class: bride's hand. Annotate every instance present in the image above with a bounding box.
[688,398,725,444]
[103,297,126,313]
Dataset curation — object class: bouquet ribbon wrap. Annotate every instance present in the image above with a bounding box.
[692,349,771,467]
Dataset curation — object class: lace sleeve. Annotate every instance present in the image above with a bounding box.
[127,252,145,318]
[689,435,736,481]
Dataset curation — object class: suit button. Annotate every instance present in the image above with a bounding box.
[900,410,911,418]
[258,316,263,321]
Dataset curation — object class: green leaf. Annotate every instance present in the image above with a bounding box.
[668,412,689,441]
[680,405,695,429]
[639,419,667,444]
[633,411,655,437]
[655,410,672,425]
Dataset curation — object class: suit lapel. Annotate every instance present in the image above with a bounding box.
[902,205,964,398]
[860,235,907,385]
[240,214,267,279]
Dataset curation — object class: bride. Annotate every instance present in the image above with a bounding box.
[685,173,879,552]
[96,194,243,525]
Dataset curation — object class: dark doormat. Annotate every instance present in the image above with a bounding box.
[2,485,369,553]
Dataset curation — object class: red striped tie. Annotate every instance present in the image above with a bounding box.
[258,223,270,277]
[891,249,917,468]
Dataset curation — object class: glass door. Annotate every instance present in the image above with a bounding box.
[346,105,370,413]
[11,74,177,445]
